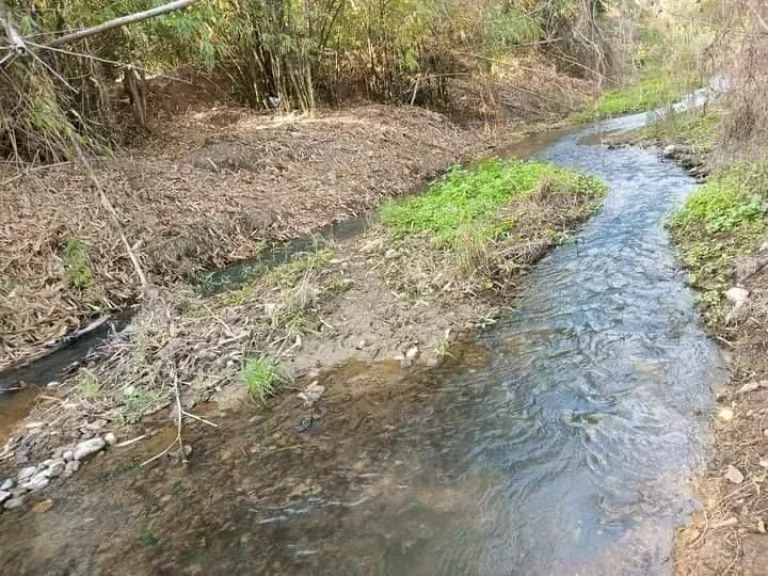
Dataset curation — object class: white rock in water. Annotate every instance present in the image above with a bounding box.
[47,460,66,478]
[0,478,14,491]
[726,287,749,305]
[717,408,735,423]
[22,472,50,493]
[663,144,677,158]
[0,490,11,504]
[73,437,106,461]
[17,466,37,483]
[104,433,118,446]
[4,496,25,510]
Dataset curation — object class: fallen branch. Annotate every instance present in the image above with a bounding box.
[48,0,199,48]
[141,374,184,467]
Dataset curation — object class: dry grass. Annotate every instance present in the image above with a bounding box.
[0,105,480,371]
[64,249,338,422]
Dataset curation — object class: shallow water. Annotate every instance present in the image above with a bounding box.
[0,114,727,575]
[241,115,728,574]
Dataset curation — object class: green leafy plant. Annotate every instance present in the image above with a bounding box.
[62,239,94,289]
[241,356,290,402]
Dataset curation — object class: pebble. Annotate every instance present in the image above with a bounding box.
[717,408,735,423]
[725,465,745,485]
[64,461,81,477]
[32,499,53,514]
[104,433,118,446]
[46,381,61,389]
[297,382,325,408]
[73,437,107,461]
[0,478,14,491]
[22,473,50,493]
[62,450,74,462]
[4,496,25,510]
[0,490,11,504]
[47,460,66,478]
[725,287,750,305]
[17,466,37,483]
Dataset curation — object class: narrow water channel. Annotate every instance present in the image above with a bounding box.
[0,113,728,575]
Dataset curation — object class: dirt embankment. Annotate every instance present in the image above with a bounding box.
[1,105,491,372]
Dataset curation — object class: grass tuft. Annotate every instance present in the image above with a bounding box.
[62,239,94,289]
[242,356,290,402]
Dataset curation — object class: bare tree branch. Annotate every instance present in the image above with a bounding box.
[48,0,199,48]
[0,3,27,56]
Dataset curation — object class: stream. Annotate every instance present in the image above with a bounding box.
[0,112,728,575]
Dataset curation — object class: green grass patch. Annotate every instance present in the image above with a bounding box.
[640,109,721,151]
[241,356,290,402]
[380,158,605,248]
[62,238,93,289]
[573,74,698,123]
[669,161,768,326]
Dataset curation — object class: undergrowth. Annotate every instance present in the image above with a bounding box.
[573,74,698,122]
[241,356,290,402]
[669,161,768,325]
[377,158,606,296]
[641,109,720,151]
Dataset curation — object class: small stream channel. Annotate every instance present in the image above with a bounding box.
[0,111,728,575]
[245,114,729,574]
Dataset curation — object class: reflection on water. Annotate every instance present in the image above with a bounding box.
[0,113,727,575]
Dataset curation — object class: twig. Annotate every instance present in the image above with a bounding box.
[47,0,199,48]
[141,374,184,466]
[182,410,218,428]
[115,434,148,448]
[69,135,147,289]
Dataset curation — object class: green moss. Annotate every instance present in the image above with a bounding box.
[379,158,606,248]
[641,110,720,151]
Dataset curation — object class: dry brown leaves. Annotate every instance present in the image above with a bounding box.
[1,105,478,371]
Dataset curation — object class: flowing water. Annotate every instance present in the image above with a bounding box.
[0,114,728,575]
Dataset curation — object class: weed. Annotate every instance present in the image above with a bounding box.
[242,356,290,402]
[380,159,605,248]
[434,338,453,359]
[76,374,102,399]
[62,239,93,289]
[121,388,163,423]
[138,527,159,548]
[172,481,187,497]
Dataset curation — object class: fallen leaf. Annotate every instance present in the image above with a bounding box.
[32,499,53,513]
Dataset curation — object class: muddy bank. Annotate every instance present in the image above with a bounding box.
[1,105,495,372]
[0,156,605,517]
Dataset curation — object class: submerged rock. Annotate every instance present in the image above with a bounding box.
[73,437,107,461]
[4,496,25,510]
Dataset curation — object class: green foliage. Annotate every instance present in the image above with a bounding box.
[642,110,720,151]
[669,161,768,327]
[241,356,289,402]
[574,74,697,122]
[121,387,163,422]
[380,158,606,247]
[670,164,768,234]
[62,239,94,289]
